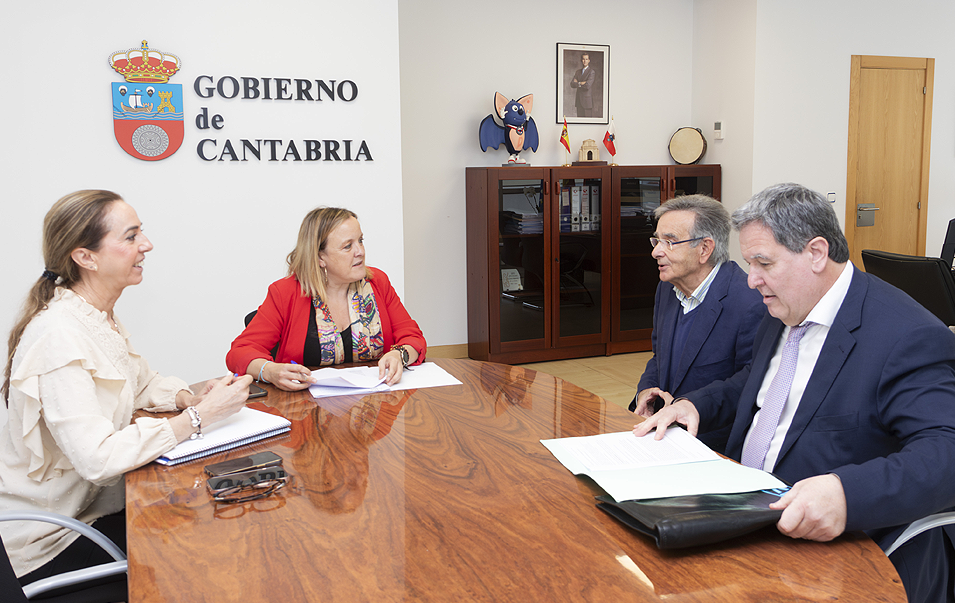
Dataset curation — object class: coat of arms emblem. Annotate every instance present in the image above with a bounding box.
[108,41,183,161]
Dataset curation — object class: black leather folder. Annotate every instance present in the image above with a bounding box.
[596,489,787,549]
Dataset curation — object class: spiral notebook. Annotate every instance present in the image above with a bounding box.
[155,407,292,466]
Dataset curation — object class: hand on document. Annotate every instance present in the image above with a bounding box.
[632,387,674,418]
[378,350,406,386]
[632,398,700,440]
[265,361,318,391]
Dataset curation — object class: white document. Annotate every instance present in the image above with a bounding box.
[310,366,388,390]
[542,428,788,501]
[308,362,462,398]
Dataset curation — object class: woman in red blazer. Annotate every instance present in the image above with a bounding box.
[227,207,426,390]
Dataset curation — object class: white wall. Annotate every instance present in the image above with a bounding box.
[4,0,955,386]
[398,0,697,347]
[398,0,955,349]
[1,0,403,384]
[751,0,955,256]
[692,0,758,260]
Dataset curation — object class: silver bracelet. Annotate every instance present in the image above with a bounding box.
[185,406,203,440]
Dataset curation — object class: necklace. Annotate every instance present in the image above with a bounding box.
[72,290,120,333]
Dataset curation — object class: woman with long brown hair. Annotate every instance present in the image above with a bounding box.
[0,190,252,598]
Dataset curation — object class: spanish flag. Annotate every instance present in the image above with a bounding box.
[560,117,571,153]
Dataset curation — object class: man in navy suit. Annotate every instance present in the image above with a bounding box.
[635,183,955,603]
[629,195,765,453]
[570,53,596,118]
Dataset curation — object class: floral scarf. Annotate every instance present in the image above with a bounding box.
[311,278,384,365]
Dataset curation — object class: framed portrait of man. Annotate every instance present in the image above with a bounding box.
[556,43,610,125]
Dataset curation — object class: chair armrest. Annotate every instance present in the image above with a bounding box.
[884,511,955,557]
[0,511,126,561]
[21,560,128,599]
[0,510,128,598]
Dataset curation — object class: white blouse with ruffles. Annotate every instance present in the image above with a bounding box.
[0,288,185,576]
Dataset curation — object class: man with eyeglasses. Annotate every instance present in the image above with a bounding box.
[629,195,764,453]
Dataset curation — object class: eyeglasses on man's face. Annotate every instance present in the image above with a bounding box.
[649,236,705,251]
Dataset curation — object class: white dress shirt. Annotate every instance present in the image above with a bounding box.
[674,262,722,314]
[742,262,852,471]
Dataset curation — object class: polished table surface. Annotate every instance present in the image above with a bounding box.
[125,358,906,602]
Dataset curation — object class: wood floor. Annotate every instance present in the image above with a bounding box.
[519,352,652,411]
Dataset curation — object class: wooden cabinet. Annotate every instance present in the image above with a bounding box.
[466,164,720,364]
[609,165,721,353]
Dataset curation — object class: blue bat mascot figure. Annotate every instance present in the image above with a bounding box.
[479,92,540,164]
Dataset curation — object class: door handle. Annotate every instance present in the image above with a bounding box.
[856,203,879,227]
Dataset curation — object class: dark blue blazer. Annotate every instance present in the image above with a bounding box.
[690,266,955,600]
[633,262,765,450]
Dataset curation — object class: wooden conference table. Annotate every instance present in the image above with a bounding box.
[125,358,905,602]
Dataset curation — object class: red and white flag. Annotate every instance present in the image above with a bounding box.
[603,117,616,156]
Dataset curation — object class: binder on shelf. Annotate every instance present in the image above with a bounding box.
[560,187,572,232]
[581,185,591,231]
[590,185,601,232]
[571,186,581,232]
[155,407,292,466]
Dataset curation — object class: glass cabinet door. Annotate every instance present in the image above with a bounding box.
[498,178,546,344]
[672,172,716,198]
[556,176,603,339]
[617,175,662,333]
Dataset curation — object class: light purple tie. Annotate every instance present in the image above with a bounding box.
[741,322,814,470]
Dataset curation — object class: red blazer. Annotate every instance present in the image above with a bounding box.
[226,268,426,373]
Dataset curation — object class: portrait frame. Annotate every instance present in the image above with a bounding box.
[556,43,610,125]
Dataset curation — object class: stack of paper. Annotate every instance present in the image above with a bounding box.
[307,362,462,398]
[501,211,543,234]
[542,428,787,501]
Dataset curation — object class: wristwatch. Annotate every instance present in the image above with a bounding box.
[391,344,410,368]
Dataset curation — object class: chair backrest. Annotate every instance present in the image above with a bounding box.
[940,218,955,270]
[861,249,955,325]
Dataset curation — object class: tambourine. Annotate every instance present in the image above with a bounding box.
[668,127,707,165]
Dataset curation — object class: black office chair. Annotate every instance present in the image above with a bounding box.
[939,218,955,270]
[0,511,127,602]
[861,249,955,326]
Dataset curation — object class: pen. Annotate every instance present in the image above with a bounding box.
[290,360,309,384]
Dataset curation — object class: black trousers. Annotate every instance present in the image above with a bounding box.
[890,525,955,603]
[18,510,127,603]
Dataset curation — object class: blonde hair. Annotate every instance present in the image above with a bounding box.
[287,207,372,300]
[3,190,121,404]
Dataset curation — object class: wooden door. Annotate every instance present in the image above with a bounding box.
[845,55,934,269]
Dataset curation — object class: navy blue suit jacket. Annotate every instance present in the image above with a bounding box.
[633,262,764,450]
[689,266,955,599]
[637,261,764,398]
